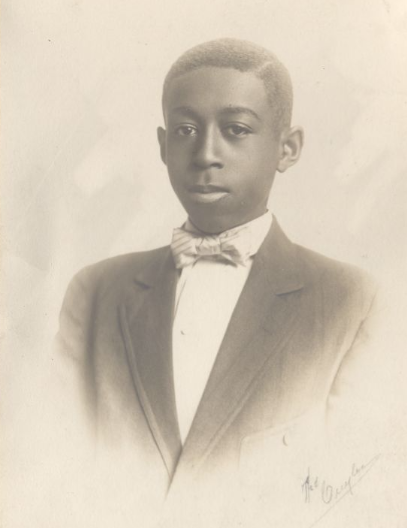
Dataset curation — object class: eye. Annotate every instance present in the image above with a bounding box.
[225,124,252,137]
[175,125,198,137]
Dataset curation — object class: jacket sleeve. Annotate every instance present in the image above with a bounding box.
[323,284,406,525]
[52,266,98,437]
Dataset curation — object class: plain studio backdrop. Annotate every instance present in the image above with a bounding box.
[1,0,407,526]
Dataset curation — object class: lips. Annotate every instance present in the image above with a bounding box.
[188,184,228,193]
[187,184,229,204]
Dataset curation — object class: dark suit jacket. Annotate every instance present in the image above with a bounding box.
[55,218,381,527]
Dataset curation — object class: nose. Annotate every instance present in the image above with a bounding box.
[193,126,223,170]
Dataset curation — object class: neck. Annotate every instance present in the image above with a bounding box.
[188,210,270,236]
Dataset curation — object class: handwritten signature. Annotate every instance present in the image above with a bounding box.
[301,454,381,516]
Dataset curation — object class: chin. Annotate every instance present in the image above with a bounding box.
[188,213,239,235]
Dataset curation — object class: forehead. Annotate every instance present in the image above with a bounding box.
[163,67,271,119]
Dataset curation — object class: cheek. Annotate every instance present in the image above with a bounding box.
[239,172,274,204]
[167,145,192,169]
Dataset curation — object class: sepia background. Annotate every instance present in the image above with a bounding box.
[2,0,407,526]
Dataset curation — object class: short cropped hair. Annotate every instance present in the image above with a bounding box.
[163,38,293,135]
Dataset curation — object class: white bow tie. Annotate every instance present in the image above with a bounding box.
[171,225,254,269]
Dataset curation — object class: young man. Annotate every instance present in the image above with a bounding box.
[56,39,382,527]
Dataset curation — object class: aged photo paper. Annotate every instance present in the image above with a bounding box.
[2,1,407,527]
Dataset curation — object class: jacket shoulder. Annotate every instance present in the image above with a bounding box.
[65,246,170,298]
[295,244,378,313]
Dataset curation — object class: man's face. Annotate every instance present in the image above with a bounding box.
[158,67,286,233]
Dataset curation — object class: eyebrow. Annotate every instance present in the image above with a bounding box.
[219,106,261,121]
[170,105,261,121]
[171,106,200,119]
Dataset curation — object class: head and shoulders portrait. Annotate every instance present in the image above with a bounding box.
[3,4,407,528]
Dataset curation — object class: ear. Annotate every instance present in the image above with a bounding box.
[157,127,167,165]
[277,126,304,173]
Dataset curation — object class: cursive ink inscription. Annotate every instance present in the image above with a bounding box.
[302,454,380,506]
[302,469,318,504]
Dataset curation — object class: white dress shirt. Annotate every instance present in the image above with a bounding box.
[172,211,272,443]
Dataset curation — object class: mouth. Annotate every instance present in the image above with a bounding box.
[187,185,229,204]
[188,185,229,203]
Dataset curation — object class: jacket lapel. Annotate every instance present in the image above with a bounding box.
[177,219,305,470]
[119,249,182,478]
